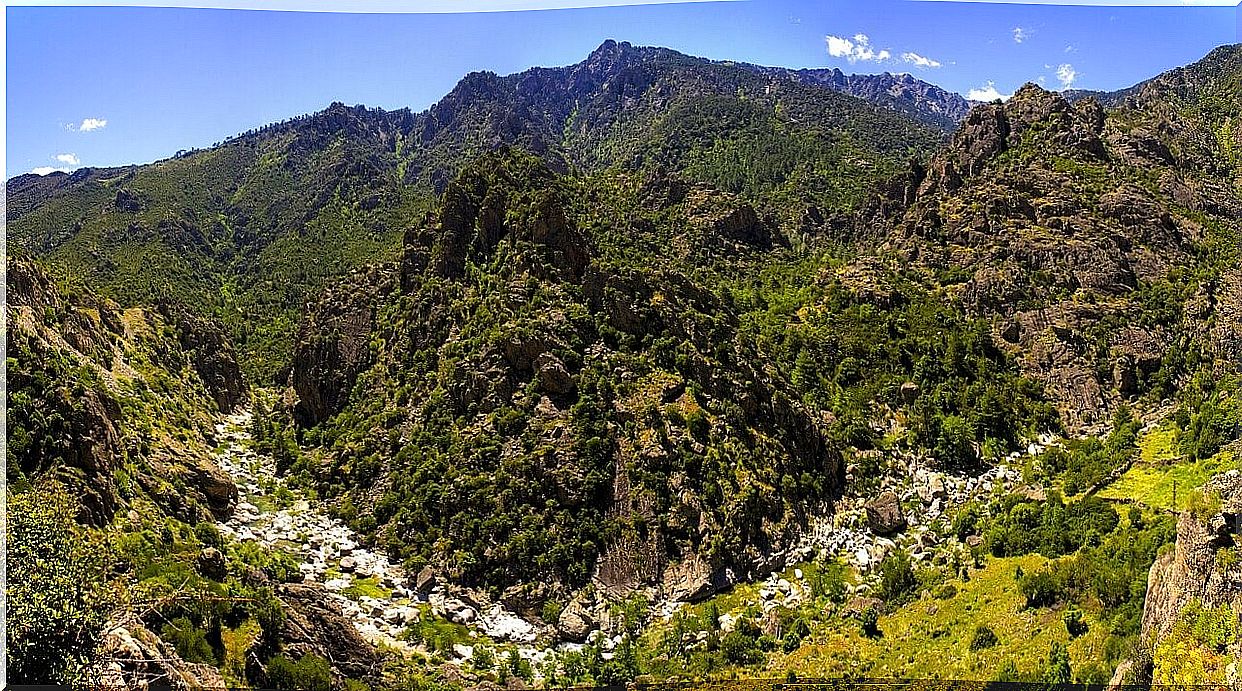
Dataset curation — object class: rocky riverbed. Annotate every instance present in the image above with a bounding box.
[213,406,1064,674]
[212,410,557,668]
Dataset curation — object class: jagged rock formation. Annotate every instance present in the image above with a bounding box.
[861,65,1242,432]
[6,40,942,386]
[287,149,841,603]
[89,621,229,691]
[266,583,382,680]
[1111,470,1242,684]
[743,64,973,130]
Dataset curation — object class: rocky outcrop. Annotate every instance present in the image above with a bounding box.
[7,256,240,525]
[156,302,247,413]
[272,583,381,680]
[1142,472,1242,642]
[89,621,228,691]
[1115,470,1242,684]
[291,266,397,426]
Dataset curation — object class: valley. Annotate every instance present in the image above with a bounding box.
[7,36,1242,691]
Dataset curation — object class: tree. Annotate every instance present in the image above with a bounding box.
[7,486,115,684]
[1043,642,1072,685]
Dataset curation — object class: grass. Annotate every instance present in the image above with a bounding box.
[769,555,1109,681]
[220,619,262,686]
[343,575,392,600]
[1099,447,1238,511]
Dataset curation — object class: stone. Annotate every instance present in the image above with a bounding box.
[864,490,907,535]
[534,352,576,395]
[900,381,920,404]
[413,565,437,594]
[195,547,227,581]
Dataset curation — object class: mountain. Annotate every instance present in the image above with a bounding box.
[7,40,944,385]
[741,64,974,130]
[8,40,1242,690]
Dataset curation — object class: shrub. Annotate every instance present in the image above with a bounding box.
[859,605,881,638]
[1019,568,1060,609]
[1063,607,1088,637]
[970,624,998,651]
[721,630,763,665]
[7,487,115,683]
[266,653,332,691]
[161,617,217,664]
[878,549,918,603]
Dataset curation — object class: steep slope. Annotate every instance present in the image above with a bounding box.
[857,66,1242,433]
[283,149,840,601]
[6,255,245,524]
[743,64,974,131]
[7,41,943,385]
[278,144,1059,617]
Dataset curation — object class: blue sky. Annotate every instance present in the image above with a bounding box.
[6,0,1237,178]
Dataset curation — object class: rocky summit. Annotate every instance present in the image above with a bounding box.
[7,37,1242,691]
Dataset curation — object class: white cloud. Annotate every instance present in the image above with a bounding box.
[1056,63,1077,89]
[826,33,891,63]
[65,117,107,132]
[1064,45,1075,53]
[1012,26,1027,43]
[967,81,1011,102]
[31,166,62,175]
[902,51,942,68]
[55,153,81,166]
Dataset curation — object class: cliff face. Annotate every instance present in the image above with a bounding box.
[6,256,246,524]
[1116,470,1242,684]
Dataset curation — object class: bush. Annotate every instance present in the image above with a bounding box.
[721,630,764,665]
[7,487,115,683]
[266,653,332,691]
[859,605,881,638]
[1043,642,1072,684]
[970,624,998,651]
[878,549,918,603]
[161,617,217,663]
[1019,568,1061,609]
[1063,607,1088,637]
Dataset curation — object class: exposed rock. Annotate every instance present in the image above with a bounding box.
[273,583,380,680]
[291,266,396,426]
[1141,472,1242,643]
[556,599,596,643]
[89,621,227,691]
[534,352,576,395]
[864,490,907,535]
[196,547,227,581]
[113,188,144,213]
[413,565,438,595]
[155,303,247,413]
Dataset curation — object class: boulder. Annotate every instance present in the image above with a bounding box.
[534,352,576,395]
[556,600,596,643]
[272,583,379,680]
[864,490,907,535]
[195,547,227,581]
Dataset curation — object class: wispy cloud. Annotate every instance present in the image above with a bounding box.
[1012,26,1027,43]
[826,33,891,63]
[902,51,941,68]
[967,81,1010,101]
[56,153,81,166]
[1056,63,1077,88]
